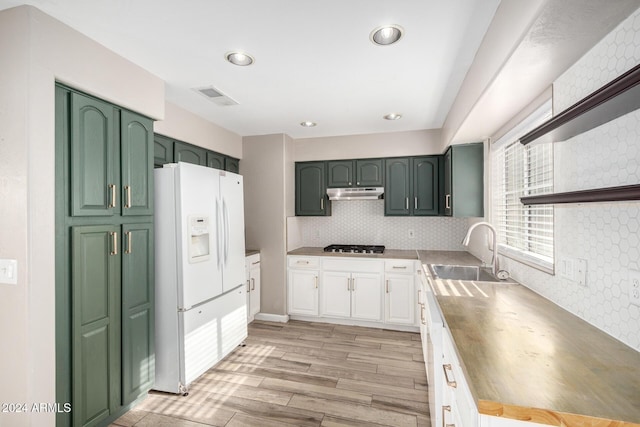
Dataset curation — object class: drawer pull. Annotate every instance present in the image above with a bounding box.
[297,260,310,265]
[443,364,457,388]
[392,266,407,269]
[251,260,260,265]
[420,304,426,325]
[442,405,453,427]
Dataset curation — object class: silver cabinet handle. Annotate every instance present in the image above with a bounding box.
[251,260,260,265]
[347,277,351,291]
[251,278,255,291]
[124,231,132,254]
[418,289,422,304]
[405,197,409,210]
[297,260,310,265]
[320,198,324,210]
[349,182,352,185]
[420,304,426,325]
[442,405,453,427]
[443,364,457,388]
[392,266,407,269]
[445,194,451,209]
[124,185,132,208]
[247,280,251,292]
[314,276,318,289]
[414,197,417,209]
[385,279,389,293]
[109,184,117,208]
[110,231,118,256]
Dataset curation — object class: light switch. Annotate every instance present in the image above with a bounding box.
[0,259,18,285]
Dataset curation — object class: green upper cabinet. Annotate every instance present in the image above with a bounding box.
[71,224,121,427]
[224,157,240,174]
[70,92,118,217]
[443,143,484,217]
[121,223,155,406]
[327,160,354,187]
[327,159,384,187]
[153,134,173,168]
[412,156,439,216]
[174,141,206,166]
[296,162,330,216]
[385,157,439,216]
[121,110,153,216]
[384,158,411,216]
[356,159,384,187]
[207,151,224,170]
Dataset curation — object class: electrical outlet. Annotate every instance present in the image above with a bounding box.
[629,269,640,306]
[576,259,587,287]
[408,229,415,239]
[0,259,18,285]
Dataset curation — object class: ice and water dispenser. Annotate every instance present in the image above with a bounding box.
[188,216,210,263]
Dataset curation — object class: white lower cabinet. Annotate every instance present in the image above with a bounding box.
[245,253,261,322]
[321,270,382,320]
[442,327,478,427]
[384,260,417,325]
[288,256,320,316]
[287,255,419,329]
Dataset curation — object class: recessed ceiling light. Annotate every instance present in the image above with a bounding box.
[370,25,404,46]
[384,113,402,120]
[300,121,317,127]
[225,51,254,66]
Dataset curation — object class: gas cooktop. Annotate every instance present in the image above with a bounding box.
[323,244,385,254]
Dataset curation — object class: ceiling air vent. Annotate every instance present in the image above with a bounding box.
[193,86,239,106]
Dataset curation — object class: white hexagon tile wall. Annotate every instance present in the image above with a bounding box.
[500,7,640,351]
[298,200,469,251]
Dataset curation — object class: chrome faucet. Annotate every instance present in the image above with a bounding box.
[462,222,498,277]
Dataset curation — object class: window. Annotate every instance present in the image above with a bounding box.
[491,101,554,272]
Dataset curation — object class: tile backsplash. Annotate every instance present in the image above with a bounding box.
[499,7,640,352]
[293,200,468,251]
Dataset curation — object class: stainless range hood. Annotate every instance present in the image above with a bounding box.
[327,187,384,201]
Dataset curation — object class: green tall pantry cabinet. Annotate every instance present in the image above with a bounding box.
[56,85,155,427]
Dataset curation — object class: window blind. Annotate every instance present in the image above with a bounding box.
[492,101,554,270]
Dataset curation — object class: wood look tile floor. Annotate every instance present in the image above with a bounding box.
[112,320,430,427]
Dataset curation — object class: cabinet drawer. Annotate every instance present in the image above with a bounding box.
[288,256,320,269]
[323,257,383,273]
[246,253,260,266]
[384,259,416,273]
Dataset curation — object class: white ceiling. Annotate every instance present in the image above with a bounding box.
[0,0,500,138]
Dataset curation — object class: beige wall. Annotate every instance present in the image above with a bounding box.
[154,101,243,158]
[294,129,442,161]
[0,6,165,426]
[241,134,290,316]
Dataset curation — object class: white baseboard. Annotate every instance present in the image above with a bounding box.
[253,313,290,323]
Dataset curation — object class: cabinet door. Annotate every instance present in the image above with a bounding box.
[327,160,354,187]
[153,134,173,168]
[320,271,352,318]
[295,162,329,216]
[384,158,410,216]
[174,141,207,166]
[450,143,484,218]
[72,225,120,426]
[412,156,439,216]
[351,272,382,321]
[288,270,319,316]
[385,273,415,325]
[121,223,154,405]
[225,157,240,174]
[70,92,118,217]
[249,266,261,318]
[121,110,153,216]
[443,148,453,216]
[207,151,224,170]
[356,159,384,187]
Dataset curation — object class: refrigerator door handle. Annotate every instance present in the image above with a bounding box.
[223,198,230,265]
[216,198,222,270]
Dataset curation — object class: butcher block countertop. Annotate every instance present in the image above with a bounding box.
[288,247,418,260]
[417,250,640,427]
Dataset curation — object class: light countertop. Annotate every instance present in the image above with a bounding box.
[418,250,640,426]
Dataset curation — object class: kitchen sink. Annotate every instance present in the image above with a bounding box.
[430,264,505,282]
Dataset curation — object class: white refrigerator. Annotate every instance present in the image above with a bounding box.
[153,162,247,394]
